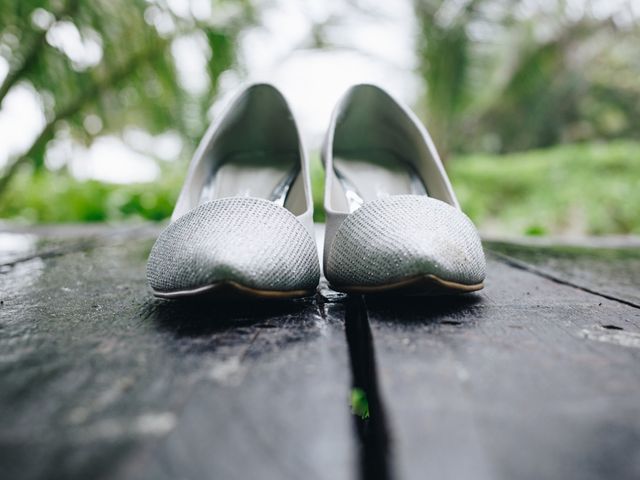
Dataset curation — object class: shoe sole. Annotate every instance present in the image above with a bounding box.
[152,281,314,300]
[330,274,483,296]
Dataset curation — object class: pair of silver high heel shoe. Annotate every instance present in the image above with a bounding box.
[146,83,486,299]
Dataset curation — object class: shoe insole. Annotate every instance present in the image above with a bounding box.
[334,150,427,212]
[199,152,299,207]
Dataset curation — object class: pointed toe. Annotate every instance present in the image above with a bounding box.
[147,198,320,297]
[326,195,485,289]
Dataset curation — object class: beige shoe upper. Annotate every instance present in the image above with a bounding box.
[322,84,486,289]
[147,84,320,297]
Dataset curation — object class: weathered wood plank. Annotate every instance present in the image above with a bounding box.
[126,305,354,480]
[487,241,640,307]
[3,226,640,480]
[357,254,640,480]
[0,229,355,480]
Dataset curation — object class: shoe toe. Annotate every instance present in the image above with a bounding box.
[326,195,486,288]
[147,197,320,295]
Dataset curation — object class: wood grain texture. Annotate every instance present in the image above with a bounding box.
[0,228,354,480]
[487,241,640,307]
[2,226,639,480]
[356,253,640,480]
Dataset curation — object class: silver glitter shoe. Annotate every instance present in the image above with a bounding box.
[147,84,320,299]
[322,84,486,295]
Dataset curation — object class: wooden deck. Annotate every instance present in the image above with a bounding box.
[0,225,639,480]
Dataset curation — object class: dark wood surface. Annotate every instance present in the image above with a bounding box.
[0,226,639,480]
[0,227,354,480]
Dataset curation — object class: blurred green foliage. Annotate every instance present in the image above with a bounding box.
[0,165,181,223]
[3,141,639,237]
[1,1,639,235]
[0,0,252,189]
[414,0,640,156]
[450,141,640,236]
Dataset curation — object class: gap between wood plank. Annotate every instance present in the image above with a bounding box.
[328,294,394,480]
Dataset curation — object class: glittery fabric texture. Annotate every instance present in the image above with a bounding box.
[147,197,320,293]
[326,195,486,287]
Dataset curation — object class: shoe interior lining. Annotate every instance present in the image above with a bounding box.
[329,85,455,214]
[334,149,428,213]
[199,152,300,207]
[186,85,307,216]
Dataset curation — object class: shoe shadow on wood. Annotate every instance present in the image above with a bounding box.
[363,293,484,326]
[142,297,313,337]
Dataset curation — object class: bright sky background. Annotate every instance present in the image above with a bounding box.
[0,0,635,184]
